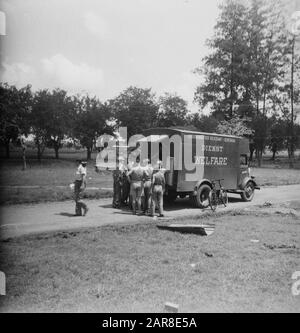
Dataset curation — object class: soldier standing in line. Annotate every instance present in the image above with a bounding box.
[112,157,125,208]
[150,161,165,217]
[120,158,130,206]
[127,156,144,215]
[126,159,134,210]
[142,158,153,215]
[74,160,88,216]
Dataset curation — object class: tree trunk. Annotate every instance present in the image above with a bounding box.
[87,147,92,160]
[288,141,294,169]
[37,144,42,163]
[256,82,260,116]
[257,149,263,167]
[289,37,295,169]
[54,146,59,159]
[5,141,10,159]
[22,146,26,170]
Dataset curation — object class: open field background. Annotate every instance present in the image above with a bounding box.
[0,147,300,205]
[0,204,299,313]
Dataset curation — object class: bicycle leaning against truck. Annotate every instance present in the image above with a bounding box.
[209,179,228,211]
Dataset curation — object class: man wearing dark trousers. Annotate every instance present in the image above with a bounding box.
[74,160,88,216]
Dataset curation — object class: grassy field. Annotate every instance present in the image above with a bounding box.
[0,147,300,204]
[0,206,299,312]
[0,148,113,204]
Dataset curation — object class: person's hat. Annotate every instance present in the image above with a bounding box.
[81,161,87,166]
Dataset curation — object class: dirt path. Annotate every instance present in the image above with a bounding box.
[1,184,299,239]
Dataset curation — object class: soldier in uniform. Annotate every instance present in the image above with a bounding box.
[127,156,144,215]
[126,159,134,210]
[74,160,88,216]
[112,157,125,208]
[150,161,165,217]
[120,158,130,206]
[142,158,153,215]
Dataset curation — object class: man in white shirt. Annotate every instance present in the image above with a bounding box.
[74,160,88,216]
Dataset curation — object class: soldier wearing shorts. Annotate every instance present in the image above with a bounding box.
[151,161,165,217]
[127,157,143,215]
[142,158,153,215]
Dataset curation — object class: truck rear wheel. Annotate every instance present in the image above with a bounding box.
[193,184,211,208]
[241,181,255,202]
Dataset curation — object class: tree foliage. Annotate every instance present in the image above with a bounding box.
[72,95,114,160]
[110,86,159,137]
[157,93,188,128]
[0,83,32,158]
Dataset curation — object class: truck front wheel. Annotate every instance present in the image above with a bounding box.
[194,184,211,208]
[241,181,255,202]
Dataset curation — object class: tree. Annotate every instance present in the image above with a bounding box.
[284,35,300,166]
[31,88,76,160]
[73,95,114,160]
[46,89,75,159]
[186,113,219,133]
[0,83,32,158]
[268,117,288,160]
[194,0,249,119]
[30,90,50,161]
[110,86,159,137]
[251,112,273,166]
[157,93,188,127]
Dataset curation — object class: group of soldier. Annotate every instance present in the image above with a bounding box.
[112,157,166,217]
[72,157,166,217]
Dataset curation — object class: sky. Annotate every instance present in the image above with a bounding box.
[0,0,222,112]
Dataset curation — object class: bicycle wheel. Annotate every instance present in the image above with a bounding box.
[209,190,218,211]
[220,189,228,207]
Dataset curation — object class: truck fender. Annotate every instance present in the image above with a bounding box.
[193,179,212,195]
[240,176,260,190]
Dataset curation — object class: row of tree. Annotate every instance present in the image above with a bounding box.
[0,84,191,162]
[1,81,299,165]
